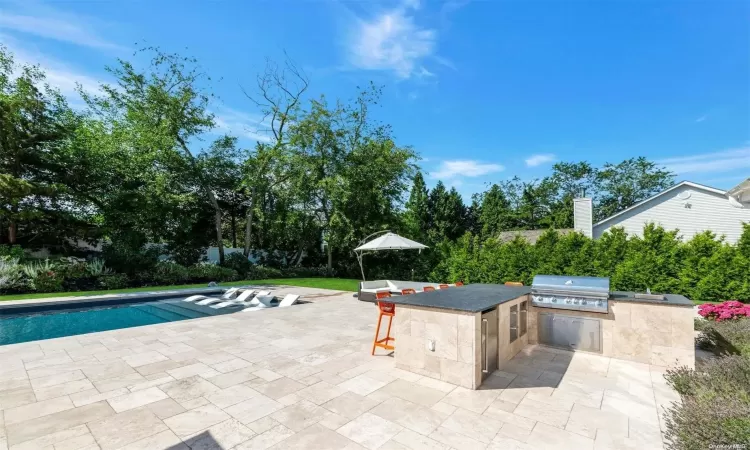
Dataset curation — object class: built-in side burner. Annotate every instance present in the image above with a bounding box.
[531,275,610,313]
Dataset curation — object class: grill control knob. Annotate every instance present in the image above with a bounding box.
[596,300,603,307]
[581,300,587,305]
[551,298,557,303]
[566,299,571,304]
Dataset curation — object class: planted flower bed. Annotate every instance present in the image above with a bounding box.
[697,300,750,321]
[664,303,750,449]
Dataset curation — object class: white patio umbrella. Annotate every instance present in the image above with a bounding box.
[354,231,428,280]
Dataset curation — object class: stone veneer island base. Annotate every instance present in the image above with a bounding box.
[379,284,695,390]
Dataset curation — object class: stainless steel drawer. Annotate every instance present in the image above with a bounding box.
[538,312,601,353]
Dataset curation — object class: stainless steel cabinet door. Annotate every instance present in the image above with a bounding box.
[537,313,601,353]
[481,308,498,379]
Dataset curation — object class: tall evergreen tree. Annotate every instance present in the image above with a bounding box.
[0,46,84,246]
[466,194,482,236]
[479,184,512,237]
[428,182,467,242]
[403,171,430,240]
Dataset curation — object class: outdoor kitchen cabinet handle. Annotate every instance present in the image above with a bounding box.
[481,318,488,373]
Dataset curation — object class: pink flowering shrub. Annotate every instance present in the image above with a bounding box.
[698,301,750,322]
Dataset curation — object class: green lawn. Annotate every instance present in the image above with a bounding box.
[0,278,360,301]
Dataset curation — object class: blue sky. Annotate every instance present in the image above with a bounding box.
[1,0,748,198]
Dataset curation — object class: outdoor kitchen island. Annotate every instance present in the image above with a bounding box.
[383,280,695,390]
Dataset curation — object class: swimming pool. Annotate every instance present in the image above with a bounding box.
[0,297,241,346]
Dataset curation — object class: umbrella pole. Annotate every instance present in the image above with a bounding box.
[356,251,366,281]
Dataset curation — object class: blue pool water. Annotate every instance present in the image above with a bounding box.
[0,298,238,345]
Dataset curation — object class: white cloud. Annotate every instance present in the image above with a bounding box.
[525,153,556,167]
[0,7,125,51]
[694,115,707,123]
[430,160,504,180]
[402,0,422,10]
[348,2,437,79]
[0,1,125,104]
[659,147,750,174]
[212,106,273,144]
[2,34,104,101]
[432,55,457,71]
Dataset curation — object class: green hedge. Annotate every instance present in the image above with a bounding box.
[0,253,339,295]
[0,258,239,294]
[430,223,750,303]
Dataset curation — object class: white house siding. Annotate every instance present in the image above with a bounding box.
[593,184,750,244]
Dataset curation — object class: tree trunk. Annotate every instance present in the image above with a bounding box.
[231,205,237,248]
[8,220,17,244]
[243,187,256,257]
[206,189,225,264]
[176,137,224,264]
[327,243,332,270]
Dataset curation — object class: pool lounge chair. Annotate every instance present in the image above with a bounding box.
[197,289,255,306]
[211,290,271,309]
[243,293,299,313]
[183,287,240,303]
[242,295,275,312]
[247,291,273,306]
[278,294,300,307]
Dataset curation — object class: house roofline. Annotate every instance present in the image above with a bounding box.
[593,181,727,228]
[727,178,750,197]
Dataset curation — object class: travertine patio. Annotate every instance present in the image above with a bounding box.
[0,287,678,450]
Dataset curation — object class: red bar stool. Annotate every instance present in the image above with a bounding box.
[372,292,396,355]
[401,288,416,295]
[455,281,464,286]
[505,281,524,286]
[423,286,435,292]
[439,284,450,289]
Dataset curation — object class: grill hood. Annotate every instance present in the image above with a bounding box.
[531,275,610,299]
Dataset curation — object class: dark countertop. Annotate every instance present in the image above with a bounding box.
[364,284,531,313]
[610,291,694,307]
[358,283,694,312]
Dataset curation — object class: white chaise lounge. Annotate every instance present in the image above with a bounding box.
[211,290,271,309]
[278,294,300,307]
[183,287,240,303]
[243,293,300,312]
[197,289,253,306]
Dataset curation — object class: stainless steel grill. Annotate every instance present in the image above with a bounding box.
[531,275,610,313]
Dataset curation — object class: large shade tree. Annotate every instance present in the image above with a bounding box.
[290,85,417,269]
[0,46,92,247]
[240,57,309,257]
[84,48,231,262]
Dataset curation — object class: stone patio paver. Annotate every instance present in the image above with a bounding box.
[0,287,678,449]
[3,395,74,426]
[235,424,295,450]
[88,407,166,450]
[429,425,487,450]
[8,424,89,450]
[337,412,403,450]
[322,391,379,419]
[184,418,256,449]
[107,386,169,412]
